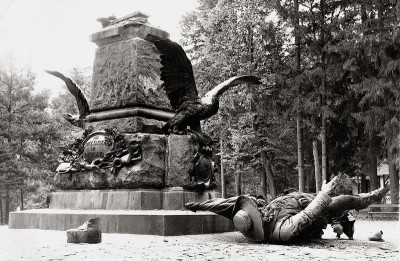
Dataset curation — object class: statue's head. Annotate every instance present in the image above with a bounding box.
[232,196,264,241]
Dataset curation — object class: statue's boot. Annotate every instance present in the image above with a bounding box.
[322,185,390,220]
[184,197,239,219]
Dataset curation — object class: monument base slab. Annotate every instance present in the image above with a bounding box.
[9,209,234,236]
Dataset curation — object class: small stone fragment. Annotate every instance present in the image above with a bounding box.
[67,217,102,244]
[368,231,383,241]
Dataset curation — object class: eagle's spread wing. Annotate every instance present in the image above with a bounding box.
[204,75,262,100]
[145,35,198,110]
[46,70,90,118]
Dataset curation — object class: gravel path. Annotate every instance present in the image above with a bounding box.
[0,220,398,261]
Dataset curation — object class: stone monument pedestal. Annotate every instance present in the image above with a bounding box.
[9,189,234,236]
[9,11,234,236]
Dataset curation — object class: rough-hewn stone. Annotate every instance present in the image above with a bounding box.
[66,218,101,244]
[166,135,199,187]
[110,133,167,188]
[90,37,172,112]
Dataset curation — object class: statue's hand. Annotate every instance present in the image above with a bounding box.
[321,176,337,196]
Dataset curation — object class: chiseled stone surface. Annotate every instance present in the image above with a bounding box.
[90,37,172,112]
[106,133,166,189]
[166,135,199,187]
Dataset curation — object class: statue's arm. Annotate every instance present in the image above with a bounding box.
[269,177,337,242]
[272,191,332,242]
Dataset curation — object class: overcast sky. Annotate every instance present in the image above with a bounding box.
[0,0,198,97]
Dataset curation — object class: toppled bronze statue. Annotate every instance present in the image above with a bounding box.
[185,177,390,243]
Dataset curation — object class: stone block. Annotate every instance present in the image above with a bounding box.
[106,191,129,210]
[163,191,185,210]
[67,229,102,244]
[66,218,102,244]
[55,134,166,190]
[107,134,166,189]
[139,190,162,210]
[214,215,235,233]
[9,209,236,235]
[163,214,203,236]
[166,135,199,187]
[90,37,171,112]
[202,214,216,234]
[182,191,213,206]
[48,190,221,211]
[54,171,108,190]
[50,192,78,209]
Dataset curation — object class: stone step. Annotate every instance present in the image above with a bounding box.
[49,189,220,210]
[9,209,234,236]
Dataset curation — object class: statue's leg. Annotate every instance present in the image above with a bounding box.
[184,196,239,219]
[322,186,389,220]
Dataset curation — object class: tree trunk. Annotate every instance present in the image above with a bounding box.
[260,165,267,198]
[294,0,305,193]
[297,117,305,192]
[220,135,226,198]
[0,196,3,224]
[320,0,328,183]
[5,185,10,224]
[260,151,277,199]
[321,115,327,182]
[321,50,327,183]
[313,140,322,192]
[235,171,242,196]
[368,136,379,190]
[20,188,24,211]
[305,168,311,192]
[388,142,399,205]
[360,0,367,23]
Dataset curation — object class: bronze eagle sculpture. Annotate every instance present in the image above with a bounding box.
[146,35,262,133]
[45,70,90,128]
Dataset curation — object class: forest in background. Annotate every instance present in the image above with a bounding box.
[0,0,399,223]
[179,0,399,198]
